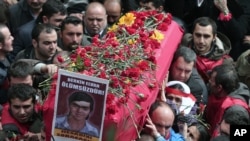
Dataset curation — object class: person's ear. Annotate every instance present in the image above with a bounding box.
[0,42,3,50]
[32,39,38,48]
[217,84,223,92]
[213,33,217,41]
[42,16,49,24]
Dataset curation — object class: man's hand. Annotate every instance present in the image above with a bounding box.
[177,121,188,138]
[40,64,58,75]
[214,0,229,13]
[145,114,160,138]
[24,132,41,141]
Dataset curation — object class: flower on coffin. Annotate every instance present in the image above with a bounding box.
[42,9,172,121]
[57,10,172,117]
[118,13,136,26]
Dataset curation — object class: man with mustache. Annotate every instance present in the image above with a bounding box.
[82,2,108,45]
[59,16,83,51]
[15,23,58,64]
[181,17,234,84]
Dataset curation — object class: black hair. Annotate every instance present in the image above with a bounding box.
[68,91,94,112]
[144,0,165,9]
[8,61,33,79]
[223,105,250,125]
[32,23,56,41]
[8,84,37,104]
[36,0,67,24]
[60,16,83,31]
[192,17,217,36]
[212,64,239,94]
[189,122,210,141]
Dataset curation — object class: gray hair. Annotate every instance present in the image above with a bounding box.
[173,46,197,63]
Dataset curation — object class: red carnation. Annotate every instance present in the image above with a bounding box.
[57,55,64,63]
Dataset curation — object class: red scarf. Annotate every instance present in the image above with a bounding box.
[205,94,226,135]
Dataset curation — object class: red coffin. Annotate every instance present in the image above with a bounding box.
[102,21,184,141]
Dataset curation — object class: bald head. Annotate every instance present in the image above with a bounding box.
[149,101,175,137]
[86,2,107,15]
[104,0,122,26]
[84,2,107,36]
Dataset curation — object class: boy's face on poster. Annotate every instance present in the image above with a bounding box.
[69,101,91,121]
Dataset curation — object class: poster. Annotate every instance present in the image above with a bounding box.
[52,69,109,141]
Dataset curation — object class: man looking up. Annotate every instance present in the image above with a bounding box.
[0,24,14,104]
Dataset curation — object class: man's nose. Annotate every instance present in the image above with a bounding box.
[20,108,25,114]
[180,71,186,78]
[93,20,98,25]
[199,37,205,43]
[72,35,78,42]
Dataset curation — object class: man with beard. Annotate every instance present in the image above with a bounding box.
[15,23,58,64]
[59,16,83,51]
[181,17,234,83]
[82,2,108,45]
[8,0,47,35]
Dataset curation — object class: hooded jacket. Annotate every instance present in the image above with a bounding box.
[181,32,234,82]
[205,82,250,137]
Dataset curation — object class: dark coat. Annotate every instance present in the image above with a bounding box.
[8,0,35,35]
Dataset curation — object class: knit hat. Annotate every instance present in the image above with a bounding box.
[166,81,196,114]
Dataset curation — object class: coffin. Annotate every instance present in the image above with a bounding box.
[102,21,184,141]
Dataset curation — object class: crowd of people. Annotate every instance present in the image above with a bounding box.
[0,0,249,141]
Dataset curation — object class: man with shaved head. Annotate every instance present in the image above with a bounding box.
[104,0,122,26]
[83,2,108,45]
[141,101,184,141]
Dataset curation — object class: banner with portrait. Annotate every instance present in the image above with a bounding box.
[52,69,109,141]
